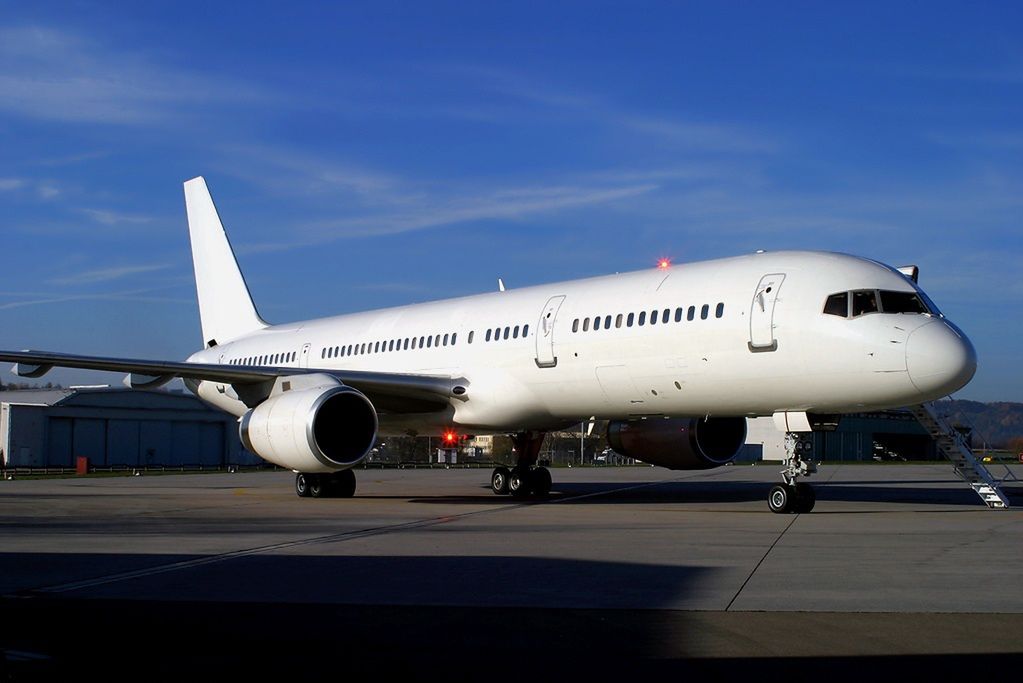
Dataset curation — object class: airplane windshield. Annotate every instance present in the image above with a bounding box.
[879,290,929,314]
[824,289,933,318]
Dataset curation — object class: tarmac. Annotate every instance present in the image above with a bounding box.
[1,463,1022,680]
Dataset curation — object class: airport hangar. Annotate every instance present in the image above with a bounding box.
[0,387,256,470]
[0,386,942,470]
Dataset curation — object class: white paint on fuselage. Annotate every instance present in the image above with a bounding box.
[189,251,976,435]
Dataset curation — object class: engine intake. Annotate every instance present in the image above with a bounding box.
[607,417,747,470]
[240,385,378,472]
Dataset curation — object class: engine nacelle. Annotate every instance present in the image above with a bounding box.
[240,385,378,473]
[606,417,747,470]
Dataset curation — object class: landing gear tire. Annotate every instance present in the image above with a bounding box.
[308,474,326,498]
[295,473,312,498]
[491,467,511,495]
[794,483,815,513]
[531,467,552,497]
[328,470,357,498]
[768,484,794,514]
[508,470,533,499]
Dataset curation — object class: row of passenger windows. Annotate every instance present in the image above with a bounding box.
[229,351,295,366]
[320,322,531,360]
[823,290,932,318]
[323,331,459,359]
[571,303,725,333]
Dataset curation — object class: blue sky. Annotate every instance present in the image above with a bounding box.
[0,1,1020,401]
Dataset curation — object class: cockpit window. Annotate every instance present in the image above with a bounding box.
[823,292,848,317]
[826,288,934,319]
[879,290,929,314]
[851,290,879,317]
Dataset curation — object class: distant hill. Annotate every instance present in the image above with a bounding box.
[933,400,1023,448]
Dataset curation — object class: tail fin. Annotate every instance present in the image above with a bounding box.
[183,177,267,348]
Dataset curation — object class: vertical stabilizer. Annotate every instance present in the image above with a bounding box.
[183,177,267,347]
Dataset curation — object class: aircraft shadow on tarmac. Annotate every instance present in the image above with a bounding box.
[398,479,1021,508]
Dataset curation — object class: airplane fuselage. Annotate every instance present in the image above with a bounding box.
[188,250,976,435]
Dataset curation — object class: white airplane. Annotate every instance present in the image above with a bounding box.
[0,177,977,513]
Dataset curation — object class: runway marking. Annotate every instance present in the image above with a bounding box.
[18,474,711,597]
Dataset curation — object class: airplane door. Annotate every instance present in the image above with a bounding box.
[749,274,785,352]
[300,343,311,368]
[535,295,566,368]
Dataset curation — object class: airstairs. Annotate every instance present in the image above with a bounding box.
[909,402,1010,509]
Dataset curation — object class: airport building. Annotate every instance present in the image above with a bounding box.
[0,387,255,470]
[747,410,946,462]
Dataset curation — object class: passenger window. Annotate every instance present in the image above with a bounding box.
[604,315,612,329]
[583,318,590,332]
[675,307,683,322]
[701,304,709,320]
[572,319,579,333]
[523,324,529,337]
[435,334,441,347]
[427,336,433,348]
[687,306,696,321]
[403,339,409,350]
[615,314,623,328]
[513,325,520,338]
[823,292,848,317]
[715,303,724,318]
[627,313,634,327]
[452,333,457,345]
[503,327,510,340]
[334,346,339,357]
[594,316,601,330]
[486,329,492,342]
[649,310,657,325]
[419,336,425,348]
[321,348,326,359]
[852,290,879,317]
[662,309,669,324]
[467,331,473,344]
[443,334,449,346]
[638,311,646,326]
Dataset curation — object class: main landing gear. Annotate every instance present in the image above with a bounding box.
[768,433,817,514]
[491,431,552,499]
[295,470,357,499]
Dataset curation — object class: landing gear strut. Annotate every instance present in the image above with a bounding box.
[491,431,552,499]
[768,433,817,514]
[295,470,357,499]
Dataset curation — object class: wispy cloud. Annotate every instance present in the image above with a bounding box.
[0,285,191,311]
[79,208,153,226]
[0,176,60,199]
[47,263,175,286]
[0,26,265,124]
[433,65,780,154]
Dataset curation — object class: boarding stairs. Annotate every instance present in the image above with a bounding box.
[909,402,1010,509]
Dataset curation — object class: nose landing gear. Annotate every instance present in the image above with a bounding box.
[769,433,817,514]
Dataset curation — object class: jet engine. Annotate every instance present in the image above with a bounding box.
[240,385,378,473]
[606,417,747,470]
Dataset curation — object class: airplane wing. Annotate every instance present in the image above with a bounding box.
[0,349,466,413]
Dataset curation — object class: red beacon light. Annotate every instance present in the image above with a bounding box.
[657,258,671,270]
[442,430,458,445]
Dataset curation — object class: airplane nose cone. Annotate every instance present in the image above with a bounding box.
[905,320,977,399]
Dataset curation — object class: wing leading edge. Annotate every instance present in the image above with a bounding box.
[0,349,466,412]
